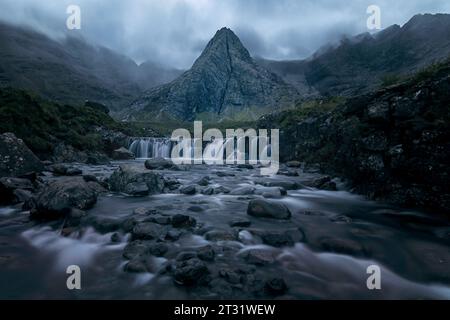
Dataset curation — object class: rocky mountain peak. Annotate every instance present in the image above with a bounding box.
[193,27,253,69]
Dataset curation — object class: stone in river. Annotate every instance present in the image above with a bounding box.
[247,199,291,220]
[179,185,197,195]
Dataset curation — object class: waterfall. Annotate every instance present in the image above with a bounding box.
[128,138,173,159]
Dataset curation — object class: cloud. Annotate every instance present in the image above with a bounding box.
[0,0,449,68]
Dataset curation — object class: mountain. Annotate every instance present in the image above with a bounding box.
[260,14,450,97]
[0,23,181,110]
[123,28,300,122]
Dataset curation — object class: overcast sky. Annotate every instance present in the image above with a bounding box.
[1,0,449,68]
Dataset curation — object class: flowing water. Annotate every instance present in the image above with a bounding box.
[0,160,449,299]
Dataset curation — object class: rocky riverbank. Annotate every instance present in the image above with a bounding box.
[1,157,449,299]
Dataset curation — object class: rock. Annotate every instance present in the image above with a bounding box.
[112,147,135,160]
[173,258,208,286]
[124,258,149,273]
[176,251,197,261]
[188,206,204,212]
[89,217,122,233]
[215,171,235,177]
[194,176,210,186]
[179,185,197,195]
[237,164,254,169]
[52,143,88,163]
[166,230,182,241]
[83,175,98,183]
[86,153,110,165]
[230,186,256,195]
[171,214,196,228]
[123,240,150,260]
[204,230,236,241]
[0,133,44,177]
[197,245,215,261]
[229,218,251,228]
[109,165,165,196]
[258,180,300,190]
[0,177,34,205]
[247,199,291,220]
[66,167,82,176]
[304,176,333,189]
[31,178,98,220]
[265,278,287,295]
[201,187,215,195]
[148,243,169,257]
[213,186,231,194]
[144,158,175,170]
[219,269,241,284]
[243,249,276,265]
[254,187,286,198]
[148,215,172,225]
[277,169,299,177]
[256,230,303,247]
[286,161,302,168]
[132,222,165,240]
[133,207,158,215]
[319,237,366,256]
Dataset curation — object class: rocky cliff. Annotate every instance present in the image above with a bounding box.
[259,58,450,213]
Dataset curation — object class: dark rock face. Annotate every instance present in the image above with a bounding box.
[0,177,35,205]
[31,178,98,220]
[260,59,450,213]
[124,28,298,122]
[108,165,165,196]
[0,132,43,177]
[247,199,291,220]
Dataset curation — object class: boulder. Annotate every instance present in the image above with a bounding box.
[112,147,135,160]
[204,230,236,241]
[0,133,43,177]
[173,258,209,286]
[109,165,165,196]
[0,177,34,205]
[230,186,256,195]
[31,178,98,220]
[132,222,165,240]
[171,214,196,228]
[247,199,291,220]
[144,158,175,170]
[243,249,276,265]
[179,185,197,195]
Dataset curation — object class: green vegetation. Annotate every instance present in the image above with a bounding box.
[380,73,404,87]
[0,87,136,157]
[276,97,345,128]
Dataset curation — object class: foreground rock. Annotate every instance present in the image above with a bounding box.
[247,199,291,220]
[31,178,98,220]
[0,132,43,177]
[144,158,176,170]
[108,165,165,196]
[0,177,35,205]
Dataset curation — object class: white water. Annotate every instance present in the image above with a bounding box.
[128,138,172,159]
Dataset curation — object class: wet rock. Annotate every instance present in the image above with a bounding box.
[166,230,182,241]
[255,187,286,198]
[257,230,303,247]
[194,176,210,186]
[229,218,251,228]
[204,230,236,241]
[112,147,135,160]
[197,245,215,261]
[109,165,165,196]
[219,269,241,284]
[258,180,300,190]
[243,249,276,265]
[133,207,158,215]
[265,278,287,295]
[83,175,98,183]
[31,178,98,220]
[123,240,150,260]
[124,258,149,273]
[319,237,366,256]
[66,167,83,176]
[201,187,215,195]
[144,158,175,170]
[173,258,209,286]
[215,171,235,177]
[247,199,291,220]
[213,186,231,194]
[180,185,197,195]
[237,164,254,169]
[0,132,44,177]
[188,206,204,212]
[171,214,196,228]
[89,217,122,233]
[277,169,299,177]
[132,222,165,240]
[176,251,197,261]
[148,215,172,225]
[0,177,34,205]
[121,217,138,233]
[111,233,121,243]
[286,161,302,168]
[148,243,169,257]
[230,186,256,195]
[13,189,33,204]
